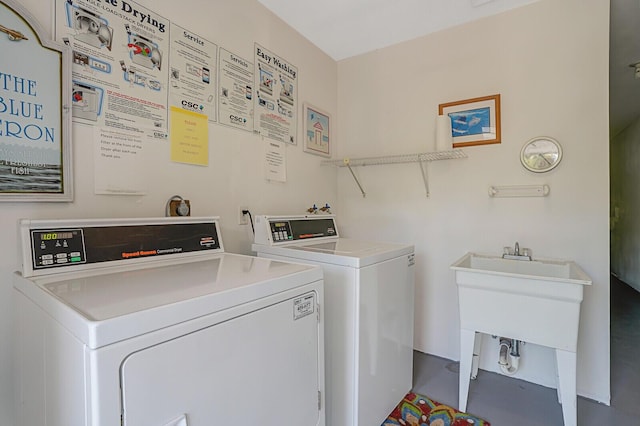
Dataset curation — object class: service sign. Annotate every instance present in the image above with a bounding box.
[0,0,73,201]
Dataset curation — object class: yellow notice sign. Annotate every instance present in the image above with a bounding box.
[170,106,209,165]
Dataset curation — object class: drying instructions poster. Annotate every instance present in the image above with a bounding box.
[55,0,169,140]
[169,23,217,122]
[253,43,297,144]
[218,48,254,131]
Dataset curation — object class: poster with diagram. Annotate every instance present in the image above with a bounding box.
[253,43,297,144]
[218,48,254,131]
[169,23,217,121]
[54,0,169,140]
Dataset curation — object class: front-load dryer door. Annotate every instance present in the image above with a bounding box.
[120,291,321,426]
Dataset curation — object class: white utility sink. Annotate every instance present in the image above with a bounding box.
[450,252,592,426]
[452,252,591,284]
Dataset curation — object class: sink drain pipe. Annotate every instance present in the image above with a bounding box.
[498,337,521,375]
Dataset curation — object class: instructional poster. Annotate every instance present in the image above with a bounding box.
[55,0,169,140]
[218,48,254,131]
[169,23,217,121]
[253,43,297,144]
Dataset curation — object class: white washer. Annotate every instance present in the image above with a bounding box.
[13,217,325,426]
[252,215,415,426]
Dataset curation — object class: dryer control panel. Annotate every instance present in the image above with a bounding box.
[31,229,87,269]
[21,217,224,277]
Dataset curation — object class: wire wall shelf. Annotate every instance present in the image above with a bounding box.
[321,150,467,198]
[321,150,467,168]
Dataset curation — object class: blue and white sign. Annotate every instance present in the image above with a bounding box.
[0,0,73,201]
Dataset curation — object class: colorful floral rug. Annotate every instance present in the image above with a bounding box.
[383,392,490,426]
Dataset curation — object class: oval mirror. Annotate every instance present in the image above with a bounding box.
[520,136,563,173]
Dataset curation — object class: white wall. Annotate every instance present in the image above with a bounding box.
[1,0,612,422]
[0,1,337,424]
[336,0,611,404]
[611,116,640,292]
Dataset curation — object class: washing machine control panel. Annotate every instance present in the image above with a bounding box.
[269,218,337,243]
[269,221,293,242]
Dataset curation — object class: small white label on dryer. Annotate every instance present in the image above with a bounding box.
[408,254,415,266]
[293,293,315,320]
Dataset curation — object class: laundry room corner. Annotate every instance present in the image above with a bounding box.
[0,0,338,424]
[336,0,610,405]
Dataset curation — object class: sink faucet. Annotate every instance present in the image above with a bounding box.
[503,242,531,260]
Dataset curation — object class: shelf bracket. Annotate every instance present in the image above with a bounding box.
[418,159,430,197]
[344,159,366,198]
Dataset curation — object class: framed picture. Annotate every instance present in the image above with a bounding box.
[438,94,501,148]
[303,103,331,157]
[0,0,73,201]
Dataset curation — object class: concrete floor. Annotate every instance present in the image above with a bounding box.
[410,276,640,425]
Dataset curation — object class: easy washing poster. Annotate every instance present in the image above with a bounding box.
[254,43,298,145]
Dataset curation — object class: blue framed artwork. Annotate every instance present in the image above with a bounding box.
[303,103,331,157]
[439,94,501,148]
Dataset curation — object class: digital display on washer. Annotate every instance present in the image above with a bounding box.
[30,222,220,270]
[269,218,336,242]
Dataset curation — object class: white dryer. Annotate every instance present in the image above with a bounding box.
[13,217,325,426]
[252,215,415,426]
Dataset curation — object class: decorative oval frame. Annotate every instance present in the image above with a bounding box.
[0,0,73,201]
[520,136,563,173]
